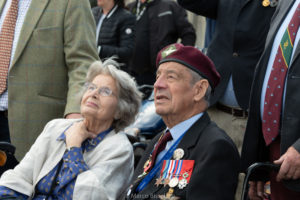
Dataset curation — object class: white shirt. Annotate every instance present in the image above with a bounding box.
[0,0,32,110]
[260,0,300,119]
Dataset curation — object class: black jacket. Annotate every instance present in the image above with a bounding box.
[127,113,240,199]
[241,0,300,191]
[92,6,135,69]
[178,0,276,111]
[128,0,196,78]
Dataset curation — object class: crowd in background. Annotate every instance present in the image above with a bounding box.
[0,0,299,199]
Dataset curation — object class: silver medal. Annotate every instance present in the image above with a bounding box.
[178,178,188,189]
[168,177,179,188]
[173,148,184,160]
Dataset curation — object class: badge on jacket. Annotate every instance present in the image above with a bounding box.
[262,0,278,7]
[156,160,195,199]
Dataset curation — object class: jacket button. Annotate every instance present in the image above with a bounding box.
[233,52,239,57]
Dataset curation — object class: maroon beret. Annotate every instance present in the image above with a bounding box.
[156,43,220,90]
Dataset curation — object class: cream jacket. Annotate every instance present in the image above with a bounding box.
[0,118,134,200]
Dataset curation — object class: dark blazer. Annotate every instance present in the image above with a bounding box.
[177,0,276,111]
[241,0,300,191]
[92,6,135,69]
[128,113,240,200]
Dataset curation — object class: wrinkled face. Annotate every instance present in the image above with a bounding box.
[154,62,195,119]
[81,74,119,123]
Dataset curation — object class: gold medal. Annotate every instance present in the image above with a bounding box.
[159,188,180,200]
[262,0,270,7]
[168,177,179,188]
[166,188,174,198]
[173,148,184,160]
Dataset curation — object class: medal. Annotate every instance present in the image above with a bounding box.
[159,188,180,200]
[178,178,188,189]
[143,158,152,173]
[262,0,270,7]
[168,177,179,188]
[163,178,170,187]
[155,176,163,186]
[137,171,147,179]
[182,172,189,179]
[173,148,184,160]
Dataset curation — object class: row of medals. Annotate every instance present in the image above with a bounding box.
[262,0,278,7]
[157,148,185,200]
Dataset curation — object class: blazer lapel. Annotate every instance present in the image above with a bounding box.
[34,141,66,186]
[265,0,295,46]
[177,112,210,152]
[11,0,49,67]
[241,0,251,8]
[291,43,300,65]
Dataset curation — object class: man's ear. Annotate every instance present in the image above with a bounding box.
[193,79,209,102]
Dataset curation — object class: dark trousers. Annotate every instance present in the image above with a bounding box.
[0,111,10,143]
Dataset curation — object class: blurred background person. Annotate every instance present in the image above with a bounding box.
[92,0,135,72]
[0,0,99,160]
[0,59,142,200]
[127,0,196,86]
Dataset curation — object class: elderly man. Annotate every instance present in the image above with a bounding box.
[127,43,240,200]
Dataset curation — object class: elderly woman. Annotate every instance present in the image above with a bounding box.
[0,58,142,199]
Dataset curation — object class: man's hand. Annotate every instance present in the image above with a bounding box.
[65,113,82,119]
[248,181,265,200]
[274,146,300,181]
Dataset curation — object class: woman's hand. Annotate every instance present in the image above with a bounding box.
[65,121,97,149]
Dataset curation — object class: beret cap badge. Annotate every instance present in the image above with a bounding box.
[161,45,177,59]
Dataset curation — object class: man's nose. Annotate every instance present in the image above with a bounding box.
[154,76,166,89]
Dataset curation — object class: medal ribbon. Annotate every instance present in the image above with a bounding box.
[167,160,175,179]
[174,160,183,179]
[136,133,186,192]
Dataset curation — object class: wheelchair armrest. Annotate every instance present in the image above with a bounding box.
[0,142,16,154]
[241,162,280,200]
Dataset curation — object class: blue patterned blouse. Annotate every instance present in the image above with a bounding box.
[0,127,112,199]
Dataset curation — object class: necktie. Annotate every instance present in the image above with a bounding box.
[0,0,19,94]
[262,4,300,145]
[149,130,173,170]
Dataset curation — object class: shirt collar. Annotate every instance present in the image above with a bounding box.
[168,113,203,142]
[57,124,113,152]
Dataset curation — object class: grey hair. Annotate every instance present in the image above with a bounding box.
[187,68,212,107]
[82,58,142,132]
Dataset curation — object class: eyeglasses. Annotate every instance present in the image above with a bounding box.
[84,82,115,97]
